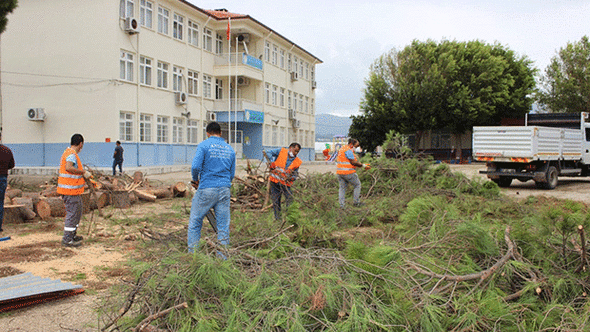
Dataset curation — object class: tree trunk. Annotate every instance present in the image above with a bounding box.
[41,186,60,197]
[19,206,36,220]
[12,197,33,211]
[36,197,66,219]
[172,182,187,197]
[21,192,41,212]
[80,192,92,214]
[146,187,173,199]
[111,189,131,208]
[3,205,25,224]
[129,191,138,204]
[94,191,110,208]
[133,189,157,202]
[133,171,144,184]
[5,188,22,199]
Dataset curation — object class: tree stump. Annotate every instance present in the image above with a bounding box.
[3,205,25,224]
[94,191,110,208]
[37,197,66,219]
[172,182,188,197]
[6,189,22,200]
[111,190,131,208]
[81,192,92,214]
[129,192,138,204]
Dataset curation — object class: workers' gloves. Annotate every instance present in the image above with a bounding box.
[270,162,276,170]
[83,171,92,179]
[362,164,371,170]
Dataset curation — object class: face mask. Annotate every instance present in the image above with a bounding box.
[289,151,295,158]
[354,147,362,153]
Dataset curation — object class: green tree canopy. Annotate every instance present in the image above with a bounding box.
[0,0,17,34]
[537,36,590,113]
[350,39,536,152]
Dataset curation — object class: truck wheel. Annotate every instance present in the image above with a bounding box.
[544,166,559,189]
[492,177,512,187]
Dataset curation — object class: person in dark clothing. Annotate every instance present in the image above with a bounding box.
[0,133,15,232]
[113,141,124,176]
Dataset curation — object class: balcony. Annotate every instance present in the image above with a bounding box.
[214,53,264,81]
[213,98,264,124]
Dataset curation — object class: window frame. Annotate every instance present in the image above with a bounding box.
[187,119,199,144]
[187,70,198,96]
[120,50,134,82]
[173,13,184,40]
[139,56,152,86]
[139,0,152,28]
[157,116,169,143]
[203,28,213,52]
[172,117,184,143]
[120,0,135,18]
[157,61,169,89]
[119,112,134,142]
[188,20,199,47]
[157,6,169,35]
[139,113,152,142]
[172,65,183,92]
[202,74,212,99]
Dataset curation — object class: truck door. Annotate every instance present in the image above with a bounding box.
[584,122,590,164]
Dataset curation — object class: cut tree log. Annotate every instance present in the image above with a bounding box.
[4,205,26,224]
[5,189,22,199]
[133,189,157,202]
[19,206,37,220]
[41,186,60,198]
[4,196,11,206]
[172,182,188,197]
[12,197,34,211]
[133,171,144,184]
[129,191,138,204]
[21,193,41,212]
[146,187,173,199]
[94,191,110,208]
[36,197,66,219]
[80,192,92,214]
[111,189,131,208]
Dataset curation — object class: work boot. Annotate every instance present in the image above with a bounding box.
[62,239,82,247]
[73,235,84,241]
[353,202,365,207]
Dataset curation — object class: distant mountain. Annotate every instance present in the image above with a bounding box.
[315,114,353,141]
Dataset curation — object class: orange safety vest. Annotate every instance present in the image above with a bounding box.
[57,147,85,196]
[270,148,302,187]
[336,145,357,175]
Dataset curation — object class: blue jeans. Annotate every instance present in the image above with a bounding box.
[188,187,231,253]
[0,176,7,231]
[113,160,123,175]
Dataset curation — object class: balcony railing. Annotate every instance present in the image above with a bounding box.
[214,52,263,71]
[214,98,263,113]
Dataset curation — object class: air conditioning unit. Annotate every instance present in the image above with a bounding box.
[293,119,301,128]
[237,76,250,86]
[27,108,46,121]
[124,17,140,34]
[207,112,217,122]
[288,109,296,120]
[236,33,250,43]
[175,92,187,105]
[290,71,299,81]
[311,80,317,89]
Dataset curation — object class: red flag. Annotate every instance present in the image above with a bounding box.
[226,17,231,40]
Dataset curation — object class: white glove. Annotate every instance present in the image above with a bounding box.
[83,171,92,179]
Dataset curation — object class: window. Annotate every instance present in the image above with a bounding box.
[311,98,314,114]
[293,93,298,112]
[287,54,292,72]
[120,51,134,82]
[203,74,212,98]
[293,55,298,74]
[280,127,285,146]
[265,125,271,145]
[139,0,152,28]
[280,49,285,69]
[431,132,451,149]
[172,118,184,143]
[215,79,223,99]
[272,126,278,146]
[265,83,270,104]
[173,13,184,40]
[157,116,169,143]
[157,7,169,35]
[311,66,315,81]
[157,61,168,89]
[299,95,303,113]
[188,20,199,47]
[264,41,270,62]
[140,113,152,142]
[120,0,134,18]
[203,28,212,52]
[272,85,278,105]
[280,88,285,107]
[305,130,309,147]
[216,34,224,55]
[203,122,208,142]
[119,112,134,141]
[288,90,292,109]
[299,59,304,78]
[172,66,183,91]
[305,97,309,114]
[305,62,309,80]
[187,119,199,143]
[272,44,278,66]
[187,70,198,95]
[139,56,152,85]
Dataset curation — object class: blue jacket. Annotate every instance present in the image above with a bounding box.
[192,136,236,188]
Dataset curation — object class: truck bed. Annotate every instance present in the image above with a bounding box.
[472,126,582,162]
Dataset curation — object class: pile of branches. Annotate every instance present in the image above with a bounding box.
[231,160,273,212]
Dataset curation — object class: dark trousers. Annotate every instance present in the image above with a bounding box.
[270,181,293,220]
[0,176,7,231]
[113,160,123,175]
[62,195,82,241]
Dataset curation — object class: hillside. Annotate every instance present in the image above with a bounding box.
[315,113,352,140]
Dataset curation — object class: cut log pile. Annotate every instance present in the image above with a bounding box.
[3,170,189,225]
[231,160,273,211]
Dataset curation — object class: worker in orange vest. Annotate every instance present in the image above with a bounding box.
[57,134,92,247]
[336,138,370,208]
[265,142,302,220]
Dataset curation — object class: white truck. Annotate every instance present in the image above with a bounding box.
[472,112,590,189]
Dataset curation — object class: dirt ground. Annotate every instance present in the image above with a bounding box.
[2,162,590,331]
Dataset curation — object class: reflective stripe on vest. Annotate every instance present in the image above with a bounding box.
[269,148,302,186]
[336,145,356,175]
[57,147,85,195]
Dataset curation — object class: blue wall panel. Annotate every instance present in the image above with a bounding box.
[240,123,263,160]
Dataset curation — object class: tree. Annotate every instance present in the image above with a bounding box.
[0,0,18,134]
[350,39,536,153]
[537,36,590,113]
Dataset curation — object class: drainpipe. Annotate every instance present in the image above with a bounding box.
[201,17,211,134]
[262,31,273,148]
[136,30,141,167]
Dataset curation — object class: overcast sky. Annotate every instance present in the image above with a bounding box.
[190,0,590,117]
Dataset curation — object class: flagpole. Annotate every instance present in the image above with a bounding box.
[227,18,231,147]
[235,36,238,154]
